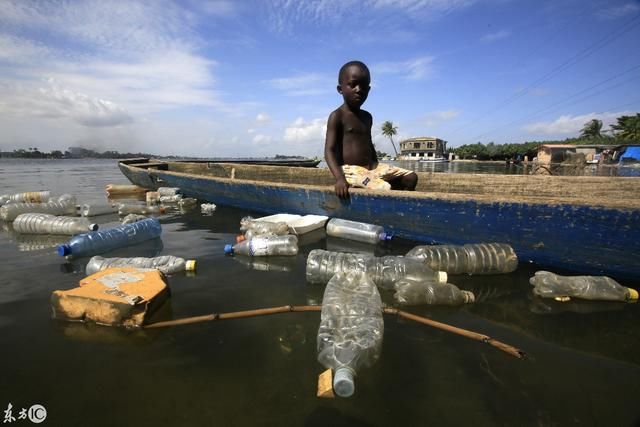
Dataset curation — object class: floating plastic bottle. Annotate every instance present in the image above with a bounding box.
[325,218,392,244]
[0,200,78,221]
[105,184,147,195]
[306,249,446,290]
[121,214,147,224]
[224,235,298,256]
[86,255,196,275]
[529,271,639,303]
[80,203,119,217]
[159,194,182,203]
[406,243,518,275]
[6,191,51,203]
[177,197,197,209]
[13,213,97,235]
[146,191,160,205]
[201,203,217,215]
[157,187,181,197]
[317,271,384,398]
[118,204,165,216]
[240,216,289,239]
[393,278,475,306]
[57,218,162,258]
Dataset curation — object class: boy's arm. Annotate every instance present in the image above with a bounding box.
[324,111,350,199]
[367,113,378,169]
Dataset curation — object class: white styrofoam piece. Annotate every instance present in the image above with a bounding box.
[257,213,329,235]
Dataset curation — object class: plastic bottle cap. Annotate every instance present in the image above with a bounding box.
[333,367,355,398]
[437,271,448,283]
[627,288,639,302]
[462,290,475,303]
[57,244,71,257]
[223,244,234,255]
[185,260,197,271]
[89,223,99,231]
[379,232,393,241]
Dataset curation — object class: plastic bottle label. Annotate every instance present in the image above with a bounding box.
[249,239,269,256]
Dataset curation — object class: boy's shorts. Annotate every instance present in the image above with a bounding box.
[341,164,414,190]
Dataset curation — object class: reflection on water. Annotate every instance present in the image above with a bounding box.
[1,159,640,426]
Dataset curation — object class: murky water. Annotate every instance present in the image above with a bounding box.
[1,159,639,426]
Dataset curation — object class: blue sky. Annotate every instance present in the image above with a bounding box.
[0,0,638,157]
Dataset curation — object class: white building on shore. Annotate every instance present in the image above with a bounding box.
[397,137,447,161]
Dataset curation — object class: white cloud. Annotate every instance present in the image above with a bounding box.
[597,3,640,20]
[283,117,326,144]
[373,56,435,80]
[480,30,511,43]
[422,110,460,126]
[252,134,273,144]
[256,112,271,123]
[264,73,334,96]
[522,111,631,135]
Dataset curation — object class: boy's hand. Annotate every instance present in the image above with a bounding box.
[335,177,350,199]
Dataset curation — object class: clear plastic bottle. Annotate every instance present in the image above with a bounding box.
[118,204,165,216]
[159,194,183,203]
[121,214,147,224]
[224,235,298,256]
[201,203,217,215]
[325,218,392,244]
[57,218,162,258]
[0,200,78,221]
[306,249,447,290]
[317,271,384,398]
[240,216,289,239]
[86,255,196,275]
[8,191,51,203]
[105,184,147,195]
[13,213,98,235]
[530,271,639,302]
[393,278,475,306]
[157,187,181,197]
[80,203,119,217]
[406,243,518,275]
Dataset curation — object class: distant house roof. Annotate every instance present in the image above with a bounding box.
[538,144,576,149]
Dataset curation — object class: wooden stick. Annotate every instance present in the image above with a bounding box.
[144,304,526,359]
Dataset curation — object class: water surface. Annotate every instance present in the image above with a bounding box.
[0,159,639,426]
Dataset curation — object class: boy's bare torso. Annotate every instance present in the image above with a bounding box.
[331,104,375,169]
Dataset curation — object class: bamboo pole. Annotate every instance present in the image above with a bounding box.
[144,304,526,359]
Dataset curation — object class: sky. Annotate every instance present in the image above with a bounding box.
[0,0,639,158]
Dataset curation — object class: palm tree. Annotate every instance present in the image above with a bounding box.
[610,114,640,141]
[381,121,398,156]
[579,119,603,139]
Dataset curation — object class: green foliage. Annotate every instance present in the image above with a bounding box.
[611,114,640,141]
[381,120,399,155]
[580,119,603,139]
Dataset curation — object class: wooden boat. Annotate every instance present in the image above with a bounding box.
[170,157,321,167]
[118,158,640,281]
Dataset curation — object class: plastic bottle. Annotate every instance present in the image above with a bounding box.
[80,203,119,217]
[201,203,217,214]
[7,191,51,203]
[406,243,518,275]
[13,213,98,235]
[57,218,162,258]
[121,214,147,224]
[529,271,639,302]
[157,187,181,197]
[105,184,147,195]
[159,194,183,203]
[0,200,78,221]
[118,204,165,216]
[240,216,290,239]
[325,218,392,244]
[393,278,475,306]
[146,191,160,205]
[224,235,298,256]
[86,255,196,275]
[306,249,447,290]
[317,271,384,398]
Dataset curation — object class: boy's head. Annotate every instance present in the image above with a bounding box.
[337,60,371,109]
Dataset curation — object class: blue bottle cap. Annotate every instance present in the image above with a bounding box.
[57,244,71,256]
[223,244,234,255]
[379,232,394,241]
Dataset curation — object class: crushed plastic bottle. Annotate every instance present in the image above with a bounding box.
[406,243,518,275]
[0,200,78,221]
[159,194,183,203]
[201,203,217,215]
[157,187,181,197]
[118,204,165,216]
[317,271,384,398]
[57,218,162,258]
[86,255,196,275]
[224,235,298,256]
[6,191,51,203]
[121,214,147,224]
[306,249,447,290]
[530,271,639,303]
[146,191,160,205]
[105,184,147,195]
[240,216,289,239]
[393,278,475,306]
[13,213,97,235]
[80,203,119,217]
[325,218,392,244]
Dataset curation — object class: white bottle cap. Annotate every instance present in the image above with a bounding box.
[437,271,448,283]
[185,260,197,271]
[333,367,355,398]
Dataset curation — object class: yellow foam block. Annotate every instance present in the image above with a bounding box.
[51,267,170,328]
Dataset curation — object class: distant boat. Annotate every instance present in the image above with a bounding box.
[418,156,448,163]
[118,158,640,281]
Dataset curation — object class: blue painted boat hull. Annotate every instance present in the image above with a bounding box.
[119,161,640,281]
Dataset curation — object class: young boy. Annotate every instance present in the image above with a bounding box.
[324,60,418,199]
